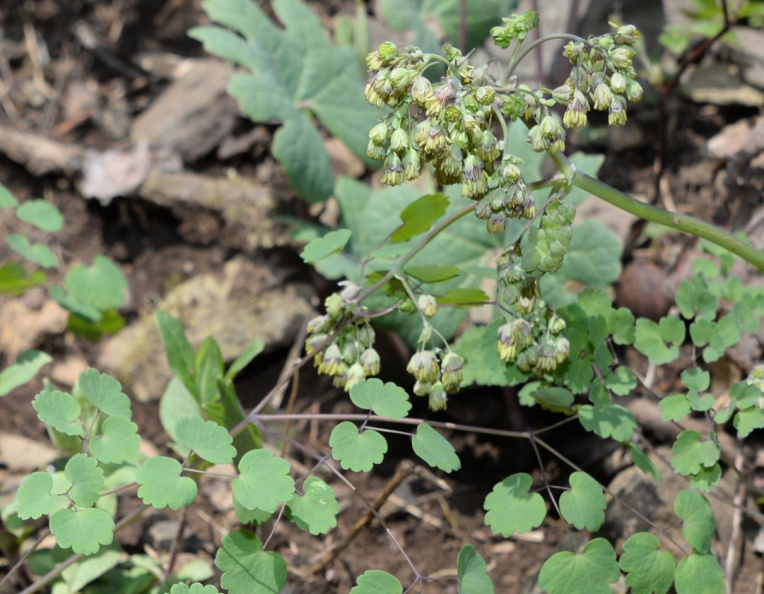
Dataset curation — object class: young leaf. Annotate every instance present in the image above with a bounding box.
[50,507,115,555]
[634,317,685,364]
[155,311,197,395]
[349,378,411,419]
[350,570,403,594]
[56,256,128,319]
[32,389,83,436]
[7,234,58,268]
[671,431,720,476]
[675,489,715,554]
[0,350,52,397]
[618,532,675,594]
[658,394,691,422]
[538,538,620,594]
[733,408,764,437]
[578,403,636,441]
[0,264,46,295]
[170,584,221,594]
[77,369,132,418]
[484,473,546,537]
[226,338,265,381]
[233,449,294,513]
[137,456,198,510]
[0,183,18,208]
[330,421,388,472]
[457,544,494,594]
[674,553,724,594]
[411,423,460,473]
[301,229,352,263]
[176,416,236,464]
[286,476,338,535]
[603,366,637,396]
[89,416,140,464]
[16,199,64,232]
[65,454,104,508]
[609,308,636,345]
[215,529,287,594]
[559,472,606,531]
[390,193,449,243]
[16,472,59,519]
[681,368,710,392]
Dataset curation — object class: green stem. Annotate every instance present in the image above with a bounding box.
[501,33,584,84]
[549,152,764,271]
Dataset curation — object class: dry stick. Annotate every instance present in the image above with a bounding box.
[16,504,149,594]
[164,506,189,580]
[724,444,746,594]
[309,461,414,574]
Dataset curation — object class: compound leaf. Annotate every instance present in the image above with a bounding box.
[286,476,338,535]
[674,553,724,594]
[350,570,403,594]
[349,378,411,419]
[16,472,58,519]
[412,423,460,472]
[170,584,221,594]
[634,317,684,364]
[33,389,83,436]
[457,544,494,594]
[619,532,675,594]
[176,416,236,464]
[50,507,114,555]
[301,229,352,263]
[89,416,140,464]
[16,199,64,232]
[578,403,636,441]
[538,538,620,594]
[0,349,52,397]
[78,369,132,418]
[671,431,720,476]
[233,449,294,513]
[674,489,714,554]
[330,421,387,472]
[65,454,104,508]
[215,529,287,594]
[137,456,197,510]
[559,472,606,531]
[7,234,58,268]
[391,193,449,243]
[484,473,545,536]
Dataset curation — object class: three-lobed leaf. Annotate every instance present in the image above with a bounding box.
[16,472,59,519]
[176,416,236,464]
[671,431,720,476]
[674,489,715,554]
[286,476,338,535]
[89,416,141,464]
[484,473,546,537]
[578,403,636,441]
[618,532,675,594]
[634,316,685,364]
[137,456,198,510]
[65,454,104,508]
[33,389,83,436]
[6,234,59,268]
[78,369,132,418]
[350,570,403,594]
[411,423,460,473]
[349,378,411,418]
[674,553,724,594]
[233,449,294,513]
[330,421,388,472]
[215,529,287,594]
[538,538,620,594]
[559,472,606,531]
[50,507,115,555]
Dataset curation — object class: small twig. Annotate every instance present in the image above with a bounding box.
[309,461,414,574]
[0,529,50,592]
[164,506,189,580]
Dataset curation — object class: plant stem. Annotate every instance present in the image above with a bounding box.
[502,33,584,84]
[549,152,764,270]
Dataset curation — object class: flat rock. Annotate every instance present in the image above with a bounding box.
[97,257,313,402]
[131,59,238,162]
[0,294,67,360]
[0,433,59,471]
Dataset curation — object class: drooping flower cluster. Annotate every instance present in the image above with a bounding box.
[407,348,465,411]
[305,283,381,392]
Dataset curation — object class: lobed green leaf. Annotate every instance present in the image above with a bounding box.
[484,473,546,537]
[233,449,294,513]
[330,421,387,472]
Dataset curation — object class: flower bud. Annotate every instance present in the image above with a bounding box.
[339,280,361,303]
[592,82,612,110]
[413,380,431,397]
[380,152,404,186]
[403,148,422,181]
[364,82,385,108]
[345,363,366,391]
[441,352,464,393]
[342,340,359,365]
[306,333,327,354]
[554,337,570,364]
[407,350,439,382]
[615,25,639,46]
[610,72,627,94]
[369,122,389,145]
[357,324,375,347]
[487,211,507,234]
[476,86,495,105]
[462,155,487,199]
[390,128,410,154]
[418,294,439,318]
[552,84,572,104]
[390,67,411,90]
[320,343,344,375]
[548,314,566,334]
[361,348,381,376]
[428,382,448,411]
[377,41,398,62]
[626,80,643,102]
[610,47,634,70]
[307,315,329,334]
[325,293,345,320]
[366,140,386,160]
[608,95,627,126]
[366,51,384,71]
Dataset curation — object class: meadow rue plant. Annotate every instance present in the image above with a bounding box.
[5,1,764,593]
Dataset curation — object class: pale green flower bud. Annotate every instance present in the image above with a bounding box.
[307,315,329,334]
[462,155,487,199]
[325,293,345,320]
[367,140,386,161]
[377,41,398,62]
[339,280,361,303]
[477,129,500,163]
[428,381,448,411]
[593,82,612,110]
[390,128,410,154]
[380,152,404,186]
[487,211,507,234]
[554,337,570,364]
[364,82,385,108]
[475,196,492,220]
[441,352,464,393]
[415,119,432,146]
[610,47,634,70]
[476,86,495,105]
[413,380,431,397]
[610,72,627,94]
[369,122,389,145]
[626,80,643,102]
[548,314,566,334]
[320,343,344,376]
[422,124,448,158]
[403,148,422,181]
[306,333,327,355]
[345,363,366,391]
[342,340,359,365]
[500,159,522,185]
[418,294,439,318]
[598,35,614,50]
[357,324,375,347]
[361,348,381,376]
[608,95,627,126]
[552,84,572,104]
[390,67,412,90]
[366,51,384,71]
[615,25,639,46]
[527,125,549,152]
[411,76,433,106]
[407,350,439,382]
[563,107,587,129]
[535,340,558,373]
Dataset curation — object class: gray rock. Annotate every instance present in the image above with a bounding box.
[98,257,313,402]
